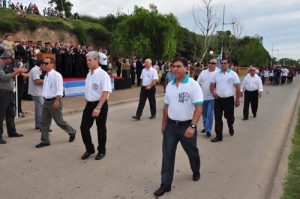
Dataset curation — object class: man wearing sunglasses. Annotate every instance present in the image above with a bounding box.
[0,50,26,144]
[36,58,76,148]
[240,66,263,120]
[210,58,240,142]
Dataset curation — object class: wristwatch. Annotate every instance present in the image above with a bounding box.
[190,124,196,129]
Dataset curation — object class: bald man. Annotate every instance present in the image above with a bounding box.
[132,59,158,120]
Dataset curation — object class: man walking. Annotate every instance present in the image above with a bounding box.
[132,59,158,120]
[210,58,241,142]
[36,58,76,148]
[241,66,263,120]
[154,57,203,197]
[80,51,112,160]
[197,59,219,137]
[0,50,25,144]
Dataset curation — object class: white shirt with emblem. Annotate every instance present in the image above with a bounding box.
[241,73,263,92]
[165,75,203,121]
[197,68,219,100]
[85,67,112,102]
[140,67,158,87]
[211,69,240,98]
[43,69,64,99]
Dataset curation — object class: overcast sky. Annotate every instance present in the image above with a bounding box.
[19,0,300,60]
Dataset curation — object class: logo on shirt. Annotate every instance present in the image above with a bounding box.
[92,83,98,90]
[178,92,190,103]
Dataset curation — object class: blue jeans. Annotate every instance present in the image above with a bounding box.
[202,99,215,133]
[161,119,200,187]
[32,96,44,129]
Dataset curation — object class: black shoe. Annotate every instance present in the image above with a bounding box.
[0,138,7,144]
[149,115,156,119]
[35,127,40,130]
[193,172,201,181]
[95,153,105,160]
[201,129,206,133]
[132,116,140,120]
[35,143,50,148]
[81,151,95,160]
[206,132,211,137]
[253,114,256,118]
[211,137,222,142]
[242,118,248,120]
[69,133,76,142]
[153,184,171,197]
[8,133,23,137]
[229,128,234,136]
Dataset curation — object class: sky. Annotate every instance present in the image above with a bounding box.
[17,0,300,60]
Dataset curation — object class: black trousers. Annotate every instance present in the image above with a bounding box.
[136,86,156,117]
[243,90,258,119]
[0,90,17,138]
[80,101,108,154]
[214,96,235,139]
[136,71,142,86]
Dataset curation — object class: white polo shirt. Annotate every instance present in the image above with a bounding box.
[165,75,203,121]
[28,65,43,96]
[211,69,240,98]
[241,74,263,92]
[99,52,108,65]
[140,67,158,87]
[43,69,64,99]
[197,68,219,100]
[85,67,112,102]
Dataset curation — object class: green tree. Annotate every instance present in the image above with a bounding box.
[49,0,73,18]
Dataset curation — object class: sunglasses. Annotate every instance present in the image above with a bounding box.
[221,62,228,64]
[249,70,255,71]
[43,62,51,65]
[210,62,217,65]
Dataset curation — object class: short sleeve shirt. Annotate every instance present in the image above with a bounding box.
[211,69,240,98]
[197,69,219,100]
[165,75,203,121]
[43,69,64,98]
[85,67,112,102]
[28,66,43,96]
[140,67,158,86]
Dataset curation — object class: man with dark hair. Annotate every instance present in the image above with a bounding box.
[154,57,203,197]
[36,57,76,148]
[210,58,241,142]
[0,50,26,144]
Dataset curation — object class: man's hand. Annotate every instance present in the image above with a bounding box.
[212,91,218,99]
[240,92,244,97]
[184,127,195,138]
[234,99,240,107]
[258,92,262,98]
[53,99,59,109]
[92,108,100,118]
[161,124,166,134]
[146,86,151,90]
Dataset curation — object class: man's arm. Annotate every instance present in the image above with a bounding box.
[34,79,44,85]
[92,91,109,118]
[210,83,218,98]
[235,85,241,107]
[161,105,168,134]
[184,105,202,138]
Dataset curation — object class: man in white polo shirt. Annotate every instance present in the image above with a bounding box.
[132,58,158,120]
[241,66,263,120]
[197,59,219,137]
[154,57,203,197]
[36,57,76,148]
[80,51,112,160]
[210,58,240,142]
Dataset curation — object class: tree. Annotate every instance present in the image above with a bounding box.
[193,0,218,62]
[49,0,73,18]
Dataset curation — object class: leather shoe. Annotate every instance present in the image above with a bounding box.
[211,137,222,142]
[242,118,248,120]
[69,133,76,142]
[193,172,201,181]
[36,143,50,148]
[81,151,95,160]
[153,184,171,197]
[9,133,23,137]
[206,132,211,137]
[201,129,205,133]
[95,153,105,160]
[149,115,156,119]
[0,138,7,144]
[229,128,234,136]
[132,116,140,120]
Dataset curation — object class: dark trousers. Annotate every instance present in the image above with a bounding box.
[161,119,200,187]
[214,96,235,139]
[0,90,17,138]
[80,101,108,154]
[136,86,156,117]
[136,72,142,86]
[243,90,258,119]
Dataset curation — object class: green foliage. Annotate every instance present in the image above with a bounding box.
[281,107,300,199]
[48,0,73,18]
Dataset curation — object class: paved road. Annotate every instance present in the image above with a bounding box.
[1,77,299,199]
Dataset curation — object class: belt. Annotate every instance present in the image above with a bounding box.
[168,118,192,125]
[0,88,13,93]
[44,97,56,101]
